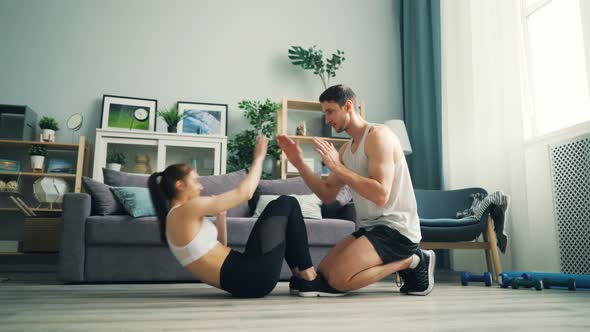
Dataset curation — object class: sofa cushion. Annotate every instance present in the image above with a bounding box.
[253,194,323,219]
[199,170,249,217]
[420,217,479,227]
[86,216,355,246]
[86,215,161,245]
[227,217,355,246]
[103,168,149,187]
[82,176,125,215]
[110,187,156,218]
[102,168,250,217]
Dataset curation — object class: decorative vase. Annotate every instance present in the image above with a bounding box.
[263,156,276,177]
[296,121,307,136]
[30,155,45,171]
[167,125,177,133]
[106,163,122,171]
[40,129,56,142]
[133,154,152,174]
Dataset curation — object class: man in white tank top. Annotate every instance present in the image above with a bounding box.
[277,85,435,296]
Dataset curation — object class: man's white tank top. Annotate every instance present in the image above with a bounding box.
[342,124,421,243]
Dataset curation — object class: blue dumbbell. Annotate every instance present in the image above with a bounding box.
[461,271,492,286]
[499,272,531,288]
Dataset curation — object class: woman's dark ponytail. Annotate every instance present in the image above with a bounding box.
[148,164,192,243]
[148,172,168,242]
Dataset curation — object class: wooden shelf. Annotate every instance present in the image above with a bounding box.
[0,139,82,150]
[286,99,323,111]
[287,135,349,144]
[0,171,76,178]
[0,207,62,212]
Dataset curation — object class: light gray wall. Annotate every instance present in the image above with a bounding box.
[0,0,403,146]
[0,0,402,253]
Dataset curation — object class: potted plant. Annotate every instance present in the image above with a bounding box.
[29,145,48,171]
[288,45,346,90]
[227,99,281,179]
[38,116,59,142]
[157,104,185,133]
[106,151,126,171]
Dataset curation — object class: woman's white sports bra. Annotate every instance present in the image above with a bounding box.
[166,205,219,266]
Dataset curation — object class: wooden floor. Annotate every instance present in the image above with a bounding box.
[2,278,590,331]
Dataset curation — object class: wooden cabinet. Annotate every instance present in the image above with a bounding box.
[277,98,365,179]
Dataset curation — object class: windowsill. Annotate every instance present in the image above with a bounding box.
[524,119,590,146]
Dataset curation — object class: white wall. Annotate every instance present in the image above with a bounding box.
[0,0,404,146]
[0,0,403,245]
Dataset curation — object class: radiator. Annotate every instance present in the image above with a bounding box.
[549,134,590,274]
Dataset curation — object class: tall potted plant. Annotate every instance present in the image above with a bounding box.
[38,116,59,142]
[227,99,281,178]
[106,151,126,171]
[29,145,47,171]
[288,45,346,90]
[157,104,185,133]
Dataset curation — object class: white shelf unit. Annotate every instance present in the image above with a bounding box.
[93,129,227,182]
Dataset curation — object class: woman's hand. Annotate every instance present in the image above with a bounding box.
[253,135,268,162]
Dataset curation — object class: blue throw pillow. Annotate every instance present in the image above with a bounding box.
[110,187,156,218]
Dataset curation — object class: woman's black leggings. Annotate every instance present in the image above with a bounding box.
[219,195,313,298]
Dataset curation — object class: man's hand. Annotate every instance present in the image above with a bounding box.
[253,135,268,162]
[277,135,304,169]
[312,137,342,172]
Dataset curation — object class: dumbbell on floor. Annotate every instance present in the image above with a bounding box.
[511,278,543,291]
[499,272,531,288]
[461,271,492,286]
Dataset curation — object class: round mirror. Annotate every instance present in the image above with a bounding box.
[67,113,83,130]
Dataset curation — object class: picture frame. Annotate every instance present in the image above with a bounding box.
[46,159,73,174]
[101,95,157,132]
[177,101,227,136]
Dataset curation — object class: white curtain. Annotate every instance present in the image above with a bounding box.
[441,0,531,272]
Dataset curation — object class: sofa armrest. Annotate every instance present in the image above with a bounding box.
[58,193,91,283]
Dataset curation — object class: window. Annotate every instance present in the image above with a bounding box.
[523,0,590,138]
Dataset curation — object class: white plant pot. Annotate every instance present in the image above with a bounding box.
[106,163,122,171]
[41,129,56,142]
[31,155,45,170]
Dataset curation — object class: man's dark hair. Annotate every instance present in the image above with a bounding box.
[319,84,358,111]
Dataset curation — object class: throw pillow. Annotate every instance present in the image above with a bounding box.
[81,176,125,215]
[110,187,156,218]
[103,168,149,187]
[253,194,323,219]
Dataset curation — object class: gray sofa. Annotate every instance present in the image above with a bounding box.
[58,169,357,283]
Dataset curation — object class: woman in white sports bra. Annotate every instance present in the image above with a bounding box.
[147,136,342,298]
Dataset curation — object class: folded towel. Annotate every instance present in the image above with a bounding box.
[457,191,511,253]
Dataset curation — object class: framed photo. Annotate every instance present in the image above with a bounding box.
[101,95,157,132]
[177,102,227,136]
[47,159,73,174]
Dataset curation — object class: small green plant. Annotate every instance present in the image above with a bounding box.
[38,116,59,131]
[288,45,346,90]
[227,99,281,178]
[157,104,185,127]
[29,145,47,157]
[106,151,126,165]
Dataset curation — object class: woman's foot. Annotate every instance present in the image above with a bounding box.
[289,276,301,295]
[298,273,346,297]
